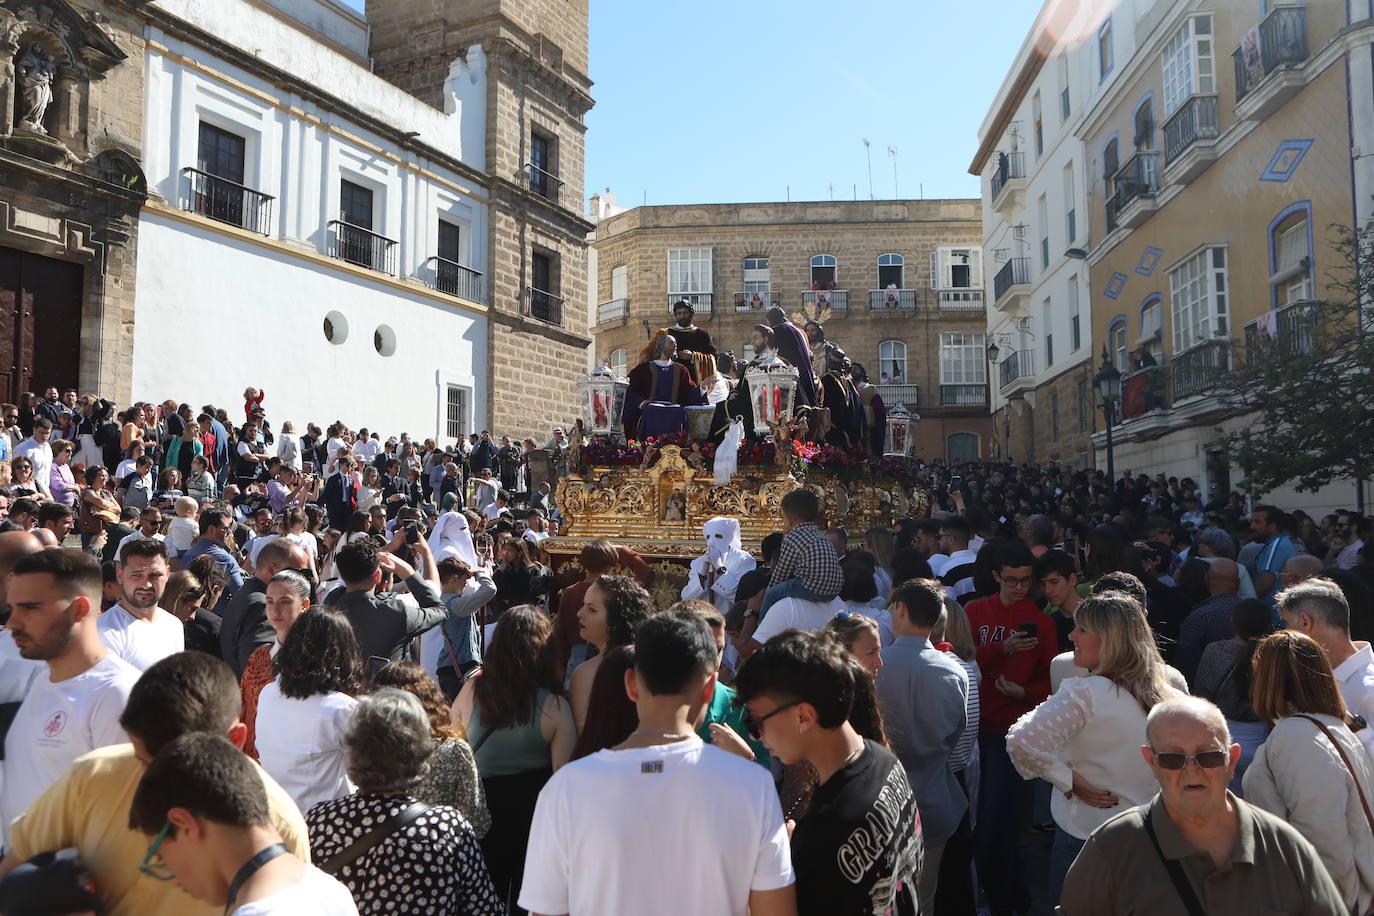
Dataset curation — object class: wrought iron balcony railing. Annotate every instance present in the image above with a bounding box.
[1233,5,1307,102]
[182,168,274,235]
[328,220,398,276]
[424,256,486,303]
[1163,95,1219,164]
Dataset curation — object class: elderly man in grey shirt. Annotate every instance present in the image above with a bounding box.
[324,534,446,662]
[875,578,969,914]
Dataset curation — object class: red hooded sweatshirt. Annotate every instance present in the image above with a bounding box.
[966,593,1058,735]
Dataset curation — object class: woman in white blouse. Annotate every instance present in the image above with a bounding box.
[256,607,364,815]
[1243,630,1374,915]
[1006,591,1185,902]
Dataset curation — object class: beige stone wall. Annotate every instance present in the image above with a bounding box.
[994,363,1095,466]
[590,200,997,459]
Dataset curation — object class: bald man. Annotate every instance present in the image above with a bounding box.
[1281,553,1326,589]
[1060,696,1343,915]
[1278,577,1374,759]
[1174,557,1243,682]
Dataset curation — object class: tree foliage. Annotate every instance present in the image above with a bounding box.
[1218,216,1374,495]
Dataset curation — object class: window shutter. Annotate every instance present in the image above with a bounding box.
[930,250,939,289]
[968,249,983,288]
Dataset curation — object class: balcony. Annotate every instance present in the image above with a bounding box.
[182,168,274,235]
[1232,5,1307,119]
[868,289,918,311]
[422,256,486,303]
[734,290,781,313]
[802,289,849,314]
[597,297,629,324]
[328,220,398,276]
[1110,152,1160,230]
[525,286,565,326]
[522,163,571,210]
[1163,94,1220,184]
[990,151,1027,214]
[992,258,1031,310]
[998,349,1036,393]
[940,383,988,407]
[1121,365,1170,419]
[938,289,985,311]
[1171,339,1231,400]
[876,384,919,409]
[1243,299,1323,367]
[668,293,713,316]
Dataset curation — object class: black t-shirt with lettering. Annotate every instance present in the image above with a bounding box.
[790,739,922,916]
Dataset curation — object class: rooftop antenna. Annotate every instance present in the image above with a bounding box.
[862,139,874,200]
[888,146,898,199]
[828,182,834,200]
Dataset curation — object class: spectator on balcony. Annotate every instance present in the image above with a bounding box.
[884,282,900,307]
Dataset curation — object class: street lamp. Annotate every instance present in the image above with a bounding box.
[985,338,1000,364]
[1093,344,1122,485]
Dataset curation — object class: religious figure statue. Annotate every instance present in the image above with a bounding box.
[16,43,56,134]
[623,333,705,440]
[663,487,686,522]
[765,306,817,407]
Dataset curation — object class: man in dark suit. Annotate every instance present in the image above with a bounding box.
[321,455,359,530]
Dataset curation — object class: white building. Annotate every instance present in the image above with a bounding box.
[970,0,1104,467]
[132,0,495,440]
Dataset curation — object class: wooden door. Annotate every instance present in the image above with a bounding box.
[0,247,84,403]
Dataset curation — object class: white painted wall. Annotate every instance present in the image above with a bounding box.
[142,36,489,290]
[151,0,484,167]
[258,0,369,59]
[131,212,487,440]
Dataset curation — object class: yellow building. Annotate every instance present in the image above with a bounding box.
[1079,0,1373,511]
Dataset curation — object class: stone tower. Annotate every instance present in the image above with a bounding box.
[367,0,594,439]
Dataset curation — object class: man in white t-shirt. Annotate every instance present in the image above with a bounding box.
[115,508,166,565]
[128,732,358,916]
[12,418,54,498]
[520,609,795,916]
[2,547,140,843]
[351,429,381,465]
[98,537,181,672]
[749,595,846,648]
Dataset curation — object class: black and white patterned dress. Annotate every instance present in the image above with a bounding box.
[306,793,503,915]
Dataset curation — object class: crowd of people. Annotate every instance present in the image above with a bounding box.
[0,384,1372,914]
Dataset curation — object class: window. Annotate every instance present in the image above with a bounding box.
[877,253,904,289]
[1169,247,1228,353]
[1134,99,1155,151]
[1069,277,1082,351]
[1059,55,1071,120]
[532,250,554,293]
[742,257,770,296]
[932,247,982,289]
[948,432,979,462]
[197,123,246,184]
[1032,91,1044,158]
[879,340,908,382]
[1273,215,1312,304]
[940,333,987,385]
[529,130,557,197]
[1163,16,1214,116]
[1050,392,1060,442]
[668,249,713,305]
[1099,18,1114,79]
[438,220,462,264]
[445,386,468,440]
[340,180,373,230]
[1038,195,1050,269]
[609,348,627,376]
[1103,138,1120,198]
[1076,380,1089,431]
[809,254,837,289]
[611,265,628,301]
[1044,298,1055,368]
[1064,164,1076,243]
[1110,320,1128,372]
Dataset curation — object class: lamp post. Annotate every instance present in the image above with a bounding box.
[986,337,1001,456]
[1094,344,1122,485]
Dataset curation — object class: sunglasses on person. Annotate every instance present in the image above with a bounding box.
[1148,748,1228,770]
[741,700,801,740]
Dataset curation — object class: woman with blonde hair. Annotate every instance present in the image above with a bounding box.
[825,610,883,679]
[1006,591,1186,900]
[1243,630,1374,915]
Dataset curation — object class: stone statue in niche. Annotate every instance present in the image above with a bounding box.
[15,42,56,134]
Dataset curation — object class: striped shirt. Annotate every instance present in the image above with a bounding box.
[944,651,981,772]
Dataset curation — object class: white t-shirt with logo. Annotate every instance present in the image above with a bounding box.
[520,737,793,916]
[231,863,359,915]
[0,653,139,844]
[97,603,185,672]
[752,596,846,645]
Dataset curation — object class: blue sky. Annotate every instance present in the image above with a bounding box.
[341,1,1040,205]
